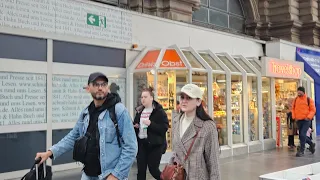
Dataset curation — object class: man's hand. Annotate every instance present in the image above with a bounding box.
[143,119,151,126]
[106,174,118,180]
[133,123,139,129]
[35,151,52,164]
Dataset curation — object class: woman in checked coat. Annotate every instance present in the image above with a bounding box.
[171,84,221,180]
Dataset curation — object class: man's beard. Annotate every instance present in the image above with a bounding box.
[91,92,107,100]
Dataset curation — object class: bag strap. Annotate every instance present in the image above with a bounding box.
[108,105,124,148]
[184,129,200,162]
[307,97,310,106]
[21,158,44,180]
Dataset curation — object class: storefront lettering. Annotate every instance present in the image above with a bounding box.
[270,61,302,78]
[136,62,155,69]
[161,60,185,67]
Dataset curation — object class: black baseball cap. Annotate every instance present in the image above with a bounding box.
[88,72,108,85]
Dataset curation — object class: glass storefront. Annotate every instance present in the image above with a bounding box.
[233,56,260,142]
[199,52,228,145]
[213,74,227,145]
[248,76,258,141]
[128,47,309,155]
[262,77,272,139]
[231,75,243,143]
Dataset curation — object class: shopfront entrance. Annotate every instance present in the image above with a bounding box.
[260,57,304,148]
[127,45,209,152]
[274,78,299,147]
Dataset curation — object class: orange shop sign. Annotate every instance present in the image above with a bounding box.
[261,57,304,79]
[135,50,160,69]
[160,49,186,68]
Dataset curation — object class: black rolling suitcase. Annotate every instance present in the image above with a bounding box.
[21,158,52,180]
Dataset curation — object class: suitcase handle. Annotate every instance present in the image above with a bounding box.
[35,157,46,180]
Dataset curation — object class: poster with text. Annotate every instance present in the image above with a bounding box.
[0,72,47,126]
[52,75,126,123]
[52,75,91,123]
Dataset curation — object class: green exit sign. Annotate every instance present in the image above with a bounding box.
[87,13,106,28]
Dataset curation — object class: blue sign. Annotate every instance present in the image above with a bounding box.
[296,48,320,75]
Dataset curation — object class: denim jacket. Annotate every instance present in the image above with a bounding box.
[49,103,138,180]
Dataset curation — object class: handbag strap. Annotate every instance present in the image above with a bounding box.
[184,129,200,162]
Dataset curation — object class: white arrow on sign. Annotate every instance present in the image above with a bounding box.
[88,15,95,24]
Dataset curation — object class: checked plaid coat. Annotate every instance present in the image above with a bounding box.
[170,114,221,180]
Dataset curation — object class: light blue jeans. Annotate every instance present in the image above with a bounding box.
[81,172,100,180]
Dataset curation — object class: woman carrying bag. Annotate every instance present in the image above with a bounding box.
[133,87,169,180]
[161,84,221,180]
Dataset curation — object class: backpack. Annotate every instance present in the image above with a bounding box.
[293,97,313,120]
[108,105,124,147]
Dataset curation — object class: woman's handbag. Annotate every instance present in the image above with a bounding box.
[160,130,200,180]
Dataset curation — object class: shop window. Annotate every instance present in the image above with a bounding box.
[302,79,308,94]
[231,75,243,144]
[199,53,223,70]
[213,74,227,145]
[234,57,255,73]
[262,78,272,139]
[134,70,189,152]
[248,76,259,141]
[192,72,208,111]
[209,10,228,28]
[182,51,204,69]
[217,55,239,72]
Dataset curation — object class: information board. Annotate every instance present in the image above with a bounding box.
[0,0,132,44]
[52,75,126,123]
[0,72,47,126]
[52,75,91,123]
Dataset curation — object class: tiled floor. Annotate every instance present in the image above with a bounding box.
[17,138,320,180]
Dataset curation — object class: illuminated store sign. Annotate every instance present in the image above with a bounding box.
[270,61,302,78]
[261,57,304,79]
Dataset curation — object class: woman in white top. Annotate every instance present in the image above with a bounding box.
[171,84,221,180]
[133,87,169,180]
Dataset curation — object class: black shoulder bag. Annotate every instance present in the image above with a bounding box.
[73,105,123,164]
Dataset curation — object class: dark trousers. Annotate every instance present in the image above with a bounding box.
[297,120,311,152]
[137,139,162,180]
[306,136,313,146]
[288,135,295,146]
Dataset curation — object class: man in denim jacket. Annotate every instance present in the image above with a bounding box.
[35,72,138,180]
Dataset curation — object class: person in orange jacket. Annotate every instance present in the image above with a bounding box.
[292,86,316,157]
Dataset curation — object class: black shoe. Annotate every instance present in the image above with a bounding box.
[309,143,316,154]
[296,151,304,157]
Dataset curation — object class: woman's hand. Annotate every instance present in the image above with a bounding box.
[143,119,151,126]
[133,124,139,129]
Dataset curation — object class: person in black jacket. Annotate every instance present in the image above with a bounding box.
[133,87,169,180]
